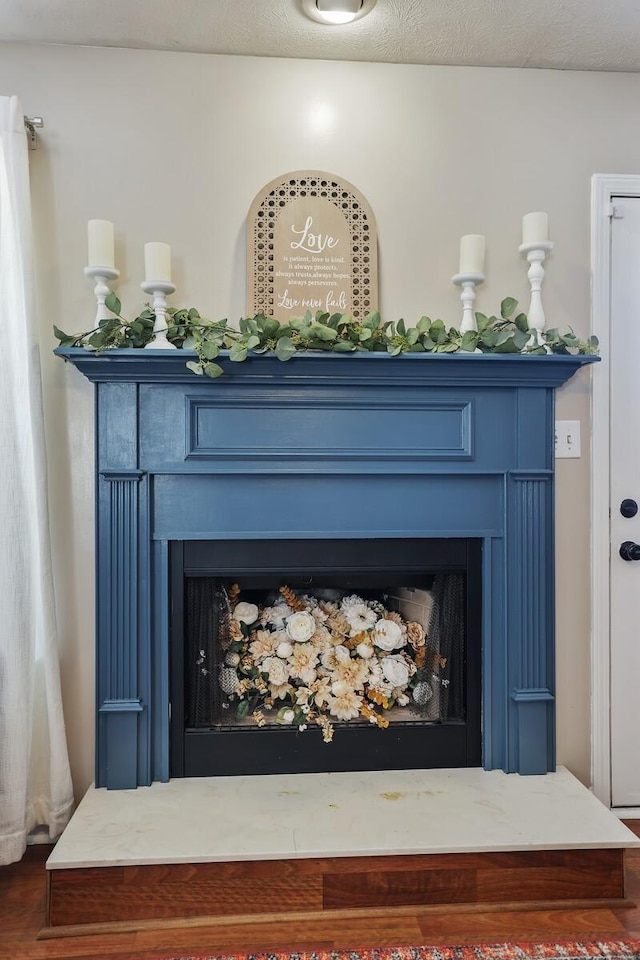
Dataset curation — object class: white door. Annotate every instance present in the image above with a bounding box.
[610,196,640,807]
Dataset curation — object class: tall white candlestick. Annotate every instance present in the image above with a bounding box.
[522,212,549,246]
[459,234,485,274]
[144,242,172,283]
[88,219,115,269]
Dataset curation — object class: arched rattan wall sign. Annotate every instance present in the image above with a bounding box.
[247,170,378,323]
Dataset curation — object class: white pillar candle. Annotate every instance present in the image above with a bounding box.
[522,212,549,245]
[144,242,171,283]
[88,219,115,269]
[459,234,485,274]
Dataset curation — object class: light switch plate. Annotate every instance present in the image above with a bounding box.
[555,420,581,458]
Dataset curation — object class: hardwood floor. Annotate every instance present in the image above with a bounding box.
[2,824,640,960]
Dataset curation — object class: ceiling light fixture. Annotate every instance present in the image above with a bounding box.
[301,0,377,26]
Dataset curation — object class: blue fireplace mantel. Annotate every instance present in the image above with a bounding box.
[57,347,598,789]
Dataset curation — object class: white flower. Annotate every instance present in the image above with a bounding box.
[310,676,332,707]
[249,630,280,661]
[397,693,410,707]
[276,641,294,658]
[321,647,340,670]
[381,655,410,688]
[282,709,295,723]
[262,656,290,686]
[328,685,363,721]
[288,644,320,684]
[310,606,328,624]
[373,618,405,651]
[334,656,369,690]
[299,723,308,732]
[233,601,259,625]
[286,611,316,643]
[260,603,293,629]
[334,645,351,664]
[341,598,378,634]
[270,682,293,700]
[356,642,374,659]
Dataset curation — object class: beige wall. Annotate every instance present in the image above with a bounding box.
[0,41,634,798]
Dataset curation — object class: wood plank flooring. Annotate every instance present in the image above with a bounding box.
[2,823,640,960]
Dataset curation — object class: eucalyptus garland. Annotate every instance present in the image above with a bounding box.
[53,293,599,379]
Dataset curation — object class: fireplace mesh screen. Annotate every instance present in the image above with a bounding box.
[184,575,465,731]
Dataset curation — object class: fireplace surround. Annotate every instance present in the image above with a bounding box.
[57,347,597,789]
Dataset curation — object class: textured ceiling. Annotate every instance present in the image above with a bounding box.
[2,0,640,71]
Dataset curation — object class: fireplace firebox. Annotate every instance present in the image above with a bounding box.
[56,347,598,789]
[170,538,482,776]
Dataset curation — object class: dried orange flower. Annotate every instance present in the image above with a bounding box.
[366,687,390,709]
[228,583,241,604]
[415,648,427,669]
[344,630,368,650]
[252,710,266,727]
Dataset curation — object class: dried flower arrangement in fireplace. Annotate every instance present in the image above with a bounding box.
[217,585,445,743]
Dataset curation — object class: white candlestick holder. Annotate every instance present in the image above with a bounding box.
[84,265,120,325]
[519,241,553,346]
[452,272,485,333]
[141,280,177,350]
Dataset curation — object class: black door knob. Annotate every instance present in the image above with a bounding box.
[620,541,640,561]
[621,499,639,518]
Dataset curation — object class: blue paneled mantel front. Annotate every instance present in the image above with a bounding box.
[57,348,598,789]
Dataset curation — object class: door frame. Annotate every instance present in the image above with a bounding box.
[591,174,640,811]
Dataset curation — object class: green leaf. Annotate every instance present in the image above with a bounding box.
[474,312,490,333]
[460,331,479,352]
[312,324,338,342]
[397,318,406,337]
[500,297,518,319]
[332,340,356,352]
[275,336,296,361]
[406,328,420,345]
[53,325,75,345]
[359,328,373,341]
[186,360,204,375]
[200,340,220,360]
[229,344,248,362]
[258,316,280,338]
[494,336,520,353]
[417,316,431,334]
[236,700,250,718]
[105,292,122,316]
[512,328,530,351]
[204,362,224,378]
[514,313,529,333]
[387,342,403,356]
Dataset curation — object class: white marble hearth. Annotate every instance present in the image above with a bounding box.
[47,766,639,871]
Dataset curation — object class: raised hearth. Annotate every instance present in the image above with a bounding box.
[44,767,639,934]
[57,348,597,788]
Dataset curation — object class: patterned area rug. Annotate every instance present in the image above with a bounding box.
[155,942,640,960]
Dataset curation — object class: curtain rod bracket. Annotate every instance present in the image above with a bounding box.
[24,116,44,151]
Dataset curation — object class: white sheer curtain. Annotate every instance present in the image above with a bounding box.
[0,95,74,865]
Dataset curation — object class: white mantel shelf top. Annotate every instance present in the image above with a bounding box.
[47,766,639,870]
